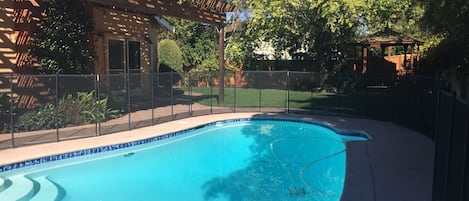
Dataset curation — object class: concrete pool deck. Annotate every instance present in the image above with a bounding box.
[0,113,434,201]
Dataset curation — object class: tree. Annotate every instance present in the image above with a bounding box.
[224,21,252,69]
[157,18,222,72]
[230,0,426,71]
[29,0,95,74]
[421,0,469,71]
[158,39,183,73]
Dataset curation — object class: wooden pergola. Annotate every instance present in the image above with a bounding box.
[355,27,424,74]
[85,0,237,25]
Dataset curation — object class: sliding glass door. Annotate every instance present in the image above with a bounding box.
[107,39,142,92]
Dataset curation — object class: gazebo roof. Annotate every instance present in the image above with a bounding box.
[356,27,424,47]
[86,0,238,25]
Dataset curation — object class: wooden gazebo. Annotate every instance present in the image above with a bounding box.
[355,27,424,74]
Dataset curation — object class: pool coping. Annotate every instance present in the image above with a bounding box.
[0,115,369,174]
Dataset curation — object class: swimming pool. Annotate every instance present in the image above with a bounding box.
[0,118,367,201]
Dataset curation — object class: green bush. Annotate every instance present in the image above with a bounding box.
[16,91,120,131]
[58,91,120,125]
[105,94,127,112]
[17,103,58,131]
[158,39,183,73]
[0,94,12,133]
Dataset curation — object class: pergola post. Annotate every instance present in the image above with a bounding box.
[218,26,225,106]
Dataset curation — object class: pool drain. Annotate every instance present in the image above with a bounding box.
[124,153,135,157]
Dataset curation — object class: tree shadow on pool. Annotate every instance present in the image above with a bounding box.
[200,115,345,201]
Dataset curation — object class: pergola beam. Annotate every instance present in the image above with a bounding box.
[86,0,237,25]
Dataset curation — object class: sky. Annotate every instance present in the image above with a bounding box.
[226,9,252,22]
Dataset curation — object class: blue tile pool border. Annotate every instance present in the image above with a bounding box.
[0,117,369,173]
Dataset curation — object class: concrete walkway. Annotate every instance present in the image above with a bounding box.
[0,113,434,201]
[308,115,434,201]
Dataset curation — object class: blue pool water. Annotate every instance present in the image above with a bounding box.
[0,119,367,201]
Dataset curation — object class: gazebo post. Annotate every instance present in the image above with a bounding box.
[403,45,408,71]
[381,45,386,57]
[416,45,421,72]
[410,44,414,70]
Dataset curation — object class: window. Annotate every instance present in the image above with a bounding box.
[108,40,125,72]
[127,41,141,72]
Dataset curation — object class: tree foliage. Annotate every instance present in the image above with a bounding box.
[158,18,226,72]
[158,39,183,73]
[228,0,426,71]
[225,22,252,69]
[421,0,469,70]
[29,0,94,74]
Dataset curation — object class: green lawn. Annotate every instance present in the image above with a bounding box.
[183,87,393,120]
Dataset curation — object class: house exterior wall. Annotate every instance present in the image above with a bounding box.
[0,1,156,75]
[0,1,158,108]
[91,6,153,74]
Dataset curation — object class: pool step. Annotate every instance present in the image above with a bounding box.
[30,176,60,201]
[0,177,6,192]
[0,175,36,201]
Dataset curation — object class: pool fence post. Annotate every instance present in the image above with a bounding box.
[433,74,442,139]
[9,75,15,148]
[234,70,237,113]
[127,73,131,131]
[171,72,174,119]
[391,73,396,122]
[95,74,101,136]
[310,72,314,115]
[210,72,213,114]
[286,71,290,114]
[337,73,342,115]
[151,72,155,125]
[259,71,262,112]
[189,72,192,116]
[55,73,60,142]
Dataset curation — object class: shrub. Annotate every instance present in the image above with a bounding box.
[0,94,12,133]
[16,103,58,131]
[105,94,127,112]
[16,91,120,131]
[58,91,119,125]
[158,39,183,73]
